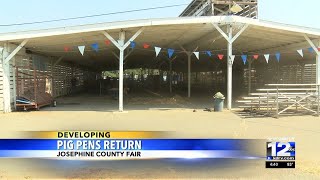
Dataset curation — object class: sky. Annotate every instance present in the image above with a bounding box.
[0,0,319,33]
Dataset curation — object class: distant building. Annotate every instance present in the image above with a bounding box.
[180,0,258,19]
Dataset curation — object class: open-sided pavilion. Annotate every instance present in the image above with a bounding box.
[0,15,320,113]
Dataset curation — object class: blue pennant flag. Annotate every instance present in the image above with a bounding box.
[206,51,212,57]
[308,47,314,53]
[130,41,136,49]
[91,43,99,52]
[167,48,175,58]
[241,55,247,64]
[275,52,281,62]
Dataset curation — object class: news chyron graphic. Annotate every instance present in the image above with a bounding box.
[266,138,295,168]
[0,131,262,161]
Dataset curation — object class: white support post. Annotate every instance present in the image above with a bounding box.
[102,27,144,111]
[1,40,28,113]
[180,45,197,98]
[212,23,248,110]
[2,43,11,113]
[227,25,233,110]
[12,57,17,110]
[119,46,124,111]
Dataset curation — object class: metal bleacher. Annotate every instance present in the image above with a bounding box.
[237,84,320,118]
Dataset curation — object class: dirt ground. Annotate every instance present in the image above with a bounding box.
[0,93,319,179]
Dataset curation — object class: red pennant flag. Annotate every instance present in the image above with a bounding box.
[218,54,224,60]
[143,43,150,49]
[253,55,259,60]
[318,47,320,51]
[105,40,111,46]
[64,46,70,52]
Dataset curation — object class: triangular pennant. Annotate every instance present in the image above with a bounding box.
[241,55,247,64]
[64,46,70,52]
[206,51,212,57]
[253,55,259,60]
[78,46,85,56]
[143,43,150,49]
[264,54,270,63]
[275,52,281,62]
[167,48,175,58]
[308,47,314,53]
[318,47,320,51]
[154,47,161,57]
[193,52,199,60]
[297,49,303,57]
[91,43,99,52]
[130,41,136,49]
[230,55,235,65]
[104,40,111,46]
[217,54,224,60]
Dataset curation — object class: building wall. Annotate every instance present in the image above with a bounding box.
[0,43,98,112]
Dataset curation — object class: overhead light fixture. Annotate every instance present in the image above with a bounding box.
[230,2,243,13]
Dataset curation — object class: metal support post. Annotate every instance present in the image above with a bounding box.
[227,25,233,110]
[212,23,248,110]
[102,27,144,111]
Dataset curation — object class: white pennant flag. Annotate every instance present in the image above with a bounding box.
[193,52,199,60]
[297,49,303,57]
[264,54,270,63]
[230,55,235,65]
[78,46,85,56]
[155,47,161,57]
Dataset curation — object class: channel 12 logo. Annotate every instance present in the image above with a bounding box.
[266,142,295,168]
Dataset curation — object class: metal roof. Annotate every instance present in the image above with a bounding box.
[1,16,319,71]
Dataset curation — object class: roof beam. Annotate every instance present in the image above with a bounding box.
[102,27,144,51]
[212,23,230,42]
[212,23,248,44]
[4,39,28,64]
[303,34,320,56]
[101,31,121,49]
[231,24,249,43]
[123,27,145,50]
